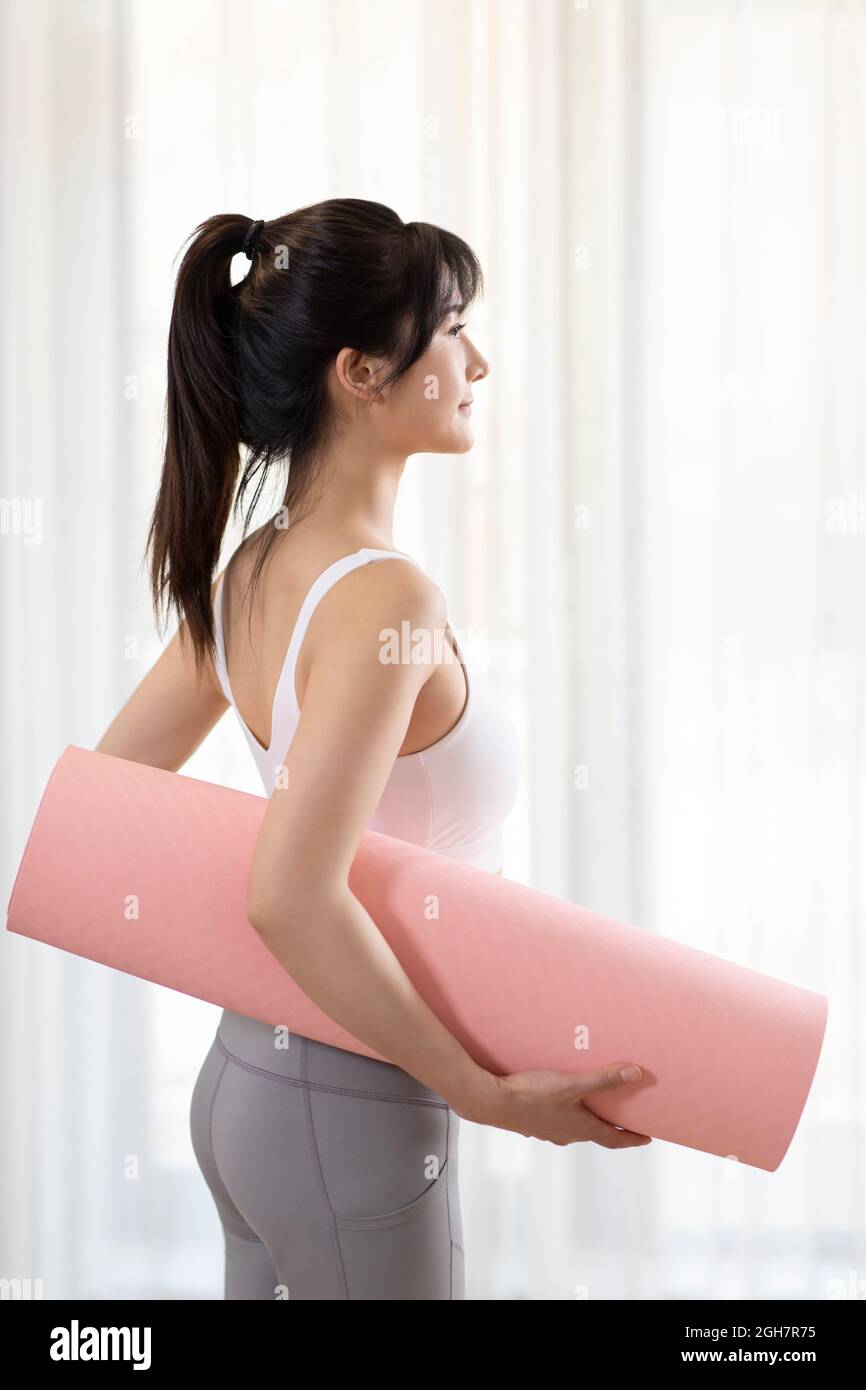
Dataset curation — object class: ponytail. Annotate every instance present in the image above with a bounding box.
[145,213,249,675]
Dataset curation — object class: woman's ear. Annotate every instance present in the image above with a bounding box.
[333,345,390,403]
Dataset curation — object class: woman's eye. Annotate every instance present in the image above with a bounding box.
[449,322,467,337]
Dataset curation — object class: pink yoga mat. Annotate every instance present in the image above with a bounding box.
[6,745,828,1171]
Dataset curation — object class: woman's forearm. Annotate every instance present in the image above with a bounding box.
[249,887,501,1122]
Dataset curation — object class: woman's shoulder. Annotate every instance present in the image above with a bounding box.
[272,528,440,601]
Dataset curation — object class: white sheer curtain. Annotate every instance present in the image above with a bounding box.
[1,0,861,1300]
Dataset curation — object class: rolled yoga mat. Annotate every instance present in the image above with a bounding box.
[6,746,828,1172]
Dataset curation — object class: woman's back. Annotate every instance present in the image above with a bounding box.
[212,531,521,873]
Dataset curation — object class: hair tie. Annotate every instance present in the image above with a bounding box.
[242,219,265,260]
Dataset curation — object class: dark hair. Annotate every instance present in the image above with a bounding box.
[145,197,484,674]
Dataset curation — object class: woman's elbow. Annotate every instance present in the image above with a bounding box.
[246,885,295,939]
[245,878,338,942]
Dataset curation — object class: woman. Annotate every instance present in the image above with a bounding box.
[96,199,650,1301]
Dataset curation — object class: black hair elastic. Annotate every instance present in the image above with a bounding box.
[242,219,265,259]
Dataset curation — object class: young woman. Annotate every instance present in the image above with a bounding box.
[96,198,650,1301]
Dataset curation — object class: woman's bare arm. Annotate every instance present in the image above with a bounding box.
[245,559,501,1122]
[94,579,229,771]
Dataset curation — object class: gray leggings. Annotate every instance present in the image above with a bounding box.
[189,1008,465,1300]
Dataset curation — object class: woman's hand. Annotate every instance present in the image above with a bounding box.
[462,1063,653,1148]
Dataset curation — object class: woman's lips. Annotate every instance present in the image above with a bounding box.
[458,403,472,413]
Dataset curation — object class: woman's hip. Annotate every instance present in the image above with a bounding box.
[193,1009,465,1287]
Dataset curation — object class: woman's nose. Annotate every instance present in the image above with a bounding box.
[471,350,490,382]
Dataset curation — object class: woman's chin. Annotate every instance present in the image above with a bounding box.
[444,434,474,455]
[412,423,475,455]
[451,419,475,451]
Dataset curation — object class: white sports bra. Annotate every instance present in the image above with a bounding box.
[213,547,521,873]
